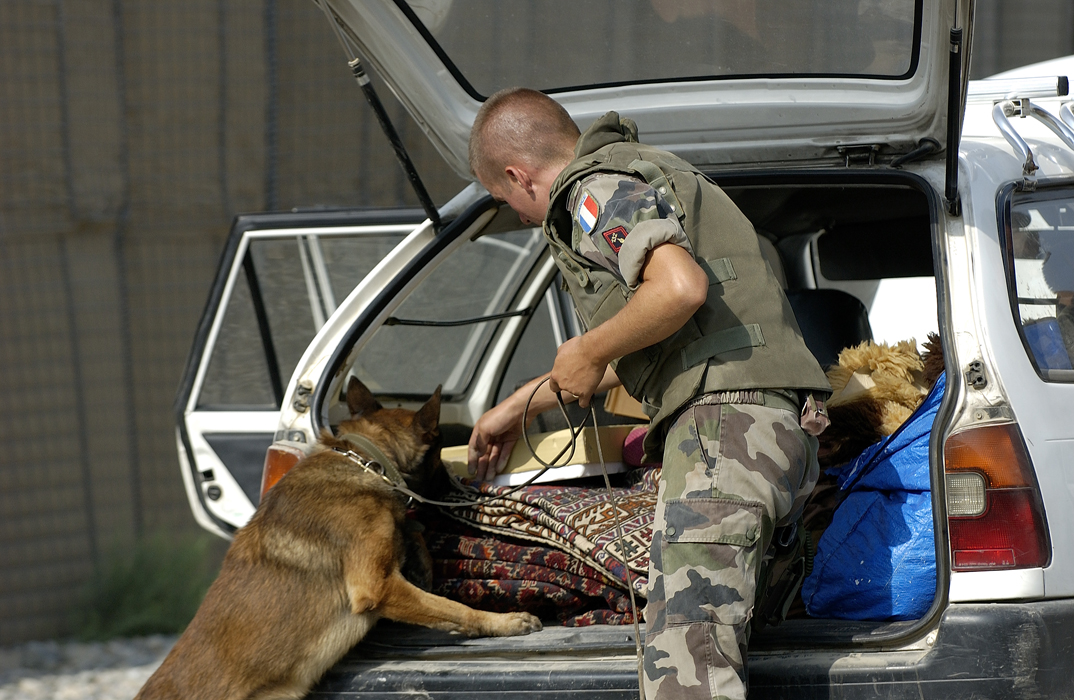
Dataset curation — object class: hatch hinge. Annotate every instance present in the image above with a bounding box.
[836,144,881,167]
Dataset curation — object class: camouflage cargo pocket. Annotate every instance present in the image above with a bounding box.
[660,497,764,628]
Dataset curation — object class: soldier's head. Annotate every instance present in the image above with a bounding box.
[469,87,580,225]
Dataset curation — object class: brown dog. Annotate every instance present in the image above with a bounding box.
[136,378,541,699]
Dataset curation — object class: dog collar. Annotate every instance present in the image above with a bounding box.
[334,433,406,490]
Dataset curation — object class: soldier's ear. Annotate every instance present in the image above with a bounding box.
[504,165,534,194]
[346,377,382,418]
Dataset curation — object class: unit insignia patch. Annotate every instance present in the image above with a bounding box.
[602,226,628,253]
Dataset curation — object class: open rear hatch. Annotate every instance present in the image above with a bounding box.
[320,0,970,176]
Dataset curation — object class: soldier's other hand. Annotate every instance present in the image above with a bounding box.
[467,399,524,481]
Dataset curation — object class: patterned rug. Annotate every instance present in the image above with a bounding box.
[434,467,660,598]
[423,517,639,626]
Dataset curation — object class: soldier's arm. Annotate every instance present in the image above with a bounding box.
[548,242,708,406]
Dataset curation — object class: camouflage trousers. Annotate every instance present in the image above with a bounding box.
[643,391,820,700]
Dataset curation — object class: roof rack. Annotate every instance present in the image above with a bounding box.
[967,76,1069,102]
[971,75,1074,189]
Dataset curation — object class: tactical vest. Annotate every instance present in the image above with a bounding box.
[545,112,830,461]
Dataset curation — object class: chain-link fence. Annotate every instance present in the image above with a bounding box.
[0,0,1071,644]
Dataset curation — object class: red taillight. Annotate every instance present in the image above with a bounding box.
[944,423,1050,571]
[260,443,305,498]
[949,489,1048,569]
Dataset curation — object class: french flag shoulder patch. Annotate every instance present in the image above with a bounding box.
[576,192,599,234]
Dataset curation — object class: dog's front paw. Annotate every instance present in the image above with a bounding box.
[493,611,542,637]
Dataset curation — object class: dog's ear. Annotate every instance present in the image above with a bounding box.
[412,385,442,438]
[346,376,382,418]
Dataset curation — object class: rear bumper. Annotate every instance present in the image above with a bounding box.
[754,600,1074,699]
[311,600,1074,699]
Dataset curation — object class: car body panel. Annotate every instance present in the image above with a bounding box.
[955,77,1074,597]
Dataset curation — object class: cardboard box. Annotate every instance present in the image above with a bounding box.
[604,386,650,421]
[442,425,635,486]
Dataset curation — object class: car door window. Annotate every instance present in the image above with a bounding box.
[180,220,416,533]
[197,231,406,408]
[495,283,572,404]
[198,259,281,408]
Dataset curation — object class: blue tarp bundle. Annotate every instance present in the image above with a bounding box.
[801,372,946,621]
[1023,317,1073,371]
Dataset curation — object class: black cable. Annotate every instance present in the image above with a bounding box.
[384,307,534,328]
[589,403,645,700]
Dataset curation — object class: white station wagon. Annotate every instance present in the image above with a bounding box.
[175,1,1074,697]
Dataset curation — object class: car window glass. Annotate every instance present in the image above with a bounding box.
[354,228,547,397]
[199,268,278,408]
[198,231,407,408]
[400,0,918,97]
[320,234,405,311]
[1006,193,1074,381]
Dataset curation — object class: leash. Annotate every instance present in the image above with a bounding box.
[586,400,646,700]
[515,379,645,699]
[335,379,647,697]
[333,379,589,509]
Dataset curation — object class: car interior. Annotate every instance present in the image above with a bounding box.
[322,173,943,637]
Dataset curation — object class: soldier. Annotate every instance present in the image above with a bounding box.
[466,87,830,700]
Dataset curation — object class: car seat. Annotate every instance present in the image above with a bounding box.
[756,232,873,370]
[785,289,874,370]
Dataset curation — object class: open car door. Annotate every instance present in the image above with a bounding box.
[174,209,422,538]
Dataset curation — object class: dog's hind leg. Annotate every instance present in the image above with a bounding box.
[376,570,542,637]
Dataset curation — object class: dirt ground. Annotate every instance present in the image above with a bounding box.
[0,636,175,700]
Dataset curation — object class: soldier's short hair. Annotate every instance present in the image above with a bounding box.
[469,87,580,185]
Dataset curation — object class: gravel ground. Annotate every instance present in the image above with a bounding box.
[0,636,176,700]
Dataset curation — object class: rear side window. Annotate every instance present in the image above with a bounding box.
[353,228,548,397]
[1004,188,1074,382]
[198,230,406,408]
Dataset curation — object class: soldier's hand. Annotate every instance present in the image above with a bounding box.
[467,398,525,481]
[548,336,607,409]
